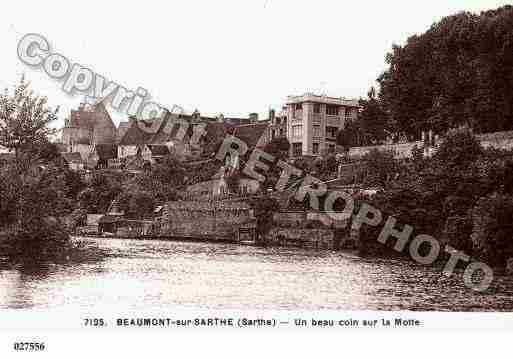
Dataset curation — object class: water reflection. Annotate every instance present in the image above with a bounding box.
[1,238,513,311]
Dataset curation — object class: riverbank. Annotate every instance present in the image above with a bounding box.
[2,237,513,311]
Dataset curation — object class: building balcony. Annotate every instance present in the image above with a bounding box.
[326,116,343,127]
[292,110,302,120]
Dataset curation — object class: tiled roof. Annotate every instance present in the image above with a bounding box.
[119,120,154,145]
[232,122,269,149]
[69,110,96,129]
[68,102,115,130]
[94,144,118,160]
[117,122,129,142]
[225,118,252,126]
[149,117,189,144]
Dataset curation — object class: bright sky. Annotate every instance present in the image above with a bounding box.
[1,0,510,128]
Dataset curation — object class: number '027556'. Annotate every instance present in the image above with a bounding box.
[13,342,46,351]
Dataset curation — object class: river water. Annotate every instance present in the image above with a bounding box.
[1,237,513,311]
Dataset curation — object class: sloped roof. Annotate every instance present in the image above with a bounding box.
[225,117,252,126]
[117,122,129,142]
[94,144,118,160]
[150,117,190,144]
[148,144,170,156]
[232,122,269,149]
[119,120,154,145]
[205,121,230,140]
[69,109,95,129]
[68,102,115,130]
[61,152,83,163]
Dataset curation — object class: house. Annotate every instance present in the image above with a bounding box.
[62,100,117,151]
[61,152,85,171]
[284,92,360,157]
[87,144,118,169]
[140,144,170,164]
[116,110,266,164]
[117,117,155,159]
[186,165,261,199]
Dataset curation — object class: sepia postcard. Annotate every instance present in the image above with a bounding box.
[1,0,513,357]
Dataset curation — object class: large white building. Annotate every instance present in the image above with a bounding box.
[284,93,360,157]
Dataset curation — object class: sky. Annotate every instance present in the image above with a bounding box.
[1,0,510,128]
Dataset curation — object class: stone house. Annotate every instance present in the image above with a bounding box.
[86,144,118,169]
[62,101,117,151]
[140,144,170,164]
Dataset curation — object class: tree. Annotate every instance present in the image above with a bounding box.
[337,119,361,149]
[471,193,513,267]
[117,188,156,219]
[361,149,400,187]
[358,87,388,144]
[249,195,280,244]
[150,154,186,188]
[378,6,513,136]
[0,76,58,159]
[433,127,483,168]
[78,171,123,213]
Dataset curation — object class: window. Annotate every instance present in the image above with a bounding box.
[313,103,321,114]
[312,143,319,155]
[313,125,321,138]
[326,126,338,138]
[328,144,336,153]
[345,107,353,119]
[293,143,302,156]
[295,103,303,110]
[279,129,284,137]
[292,125,302,137]
[326,105,339,116]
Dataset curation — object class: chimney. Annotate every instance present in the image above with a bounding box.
[268,109,276,122]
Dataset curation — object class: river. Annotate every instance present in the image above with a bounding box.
[1,237,513,311]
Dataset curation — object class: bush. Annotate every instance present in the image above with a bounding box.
[471,193,513,267]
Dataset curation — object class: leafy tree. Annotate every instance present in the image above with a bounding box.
[117,188,156,219]
[361,149,400,187]
[337,119,361,149]
[471,193,513,267]
[378,6,513,137]
[0,76,58,158]
[358,87,388,144]
[151,154,186,188]
[433,127,483,168]
[78,171,123,213]
[249,195,280,244]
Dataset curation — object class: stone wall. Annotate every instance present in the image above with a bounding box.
[160,200,255,240]
[268,227,335,249]
[271,211,355,249]
[273,211,306,227]
[348,141,423,159]
[347,130,513,159]
[477,131,513,151]
[274,211,350,228]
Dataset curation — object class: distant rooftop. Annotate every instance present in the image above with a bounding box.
[286,92,360,107]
